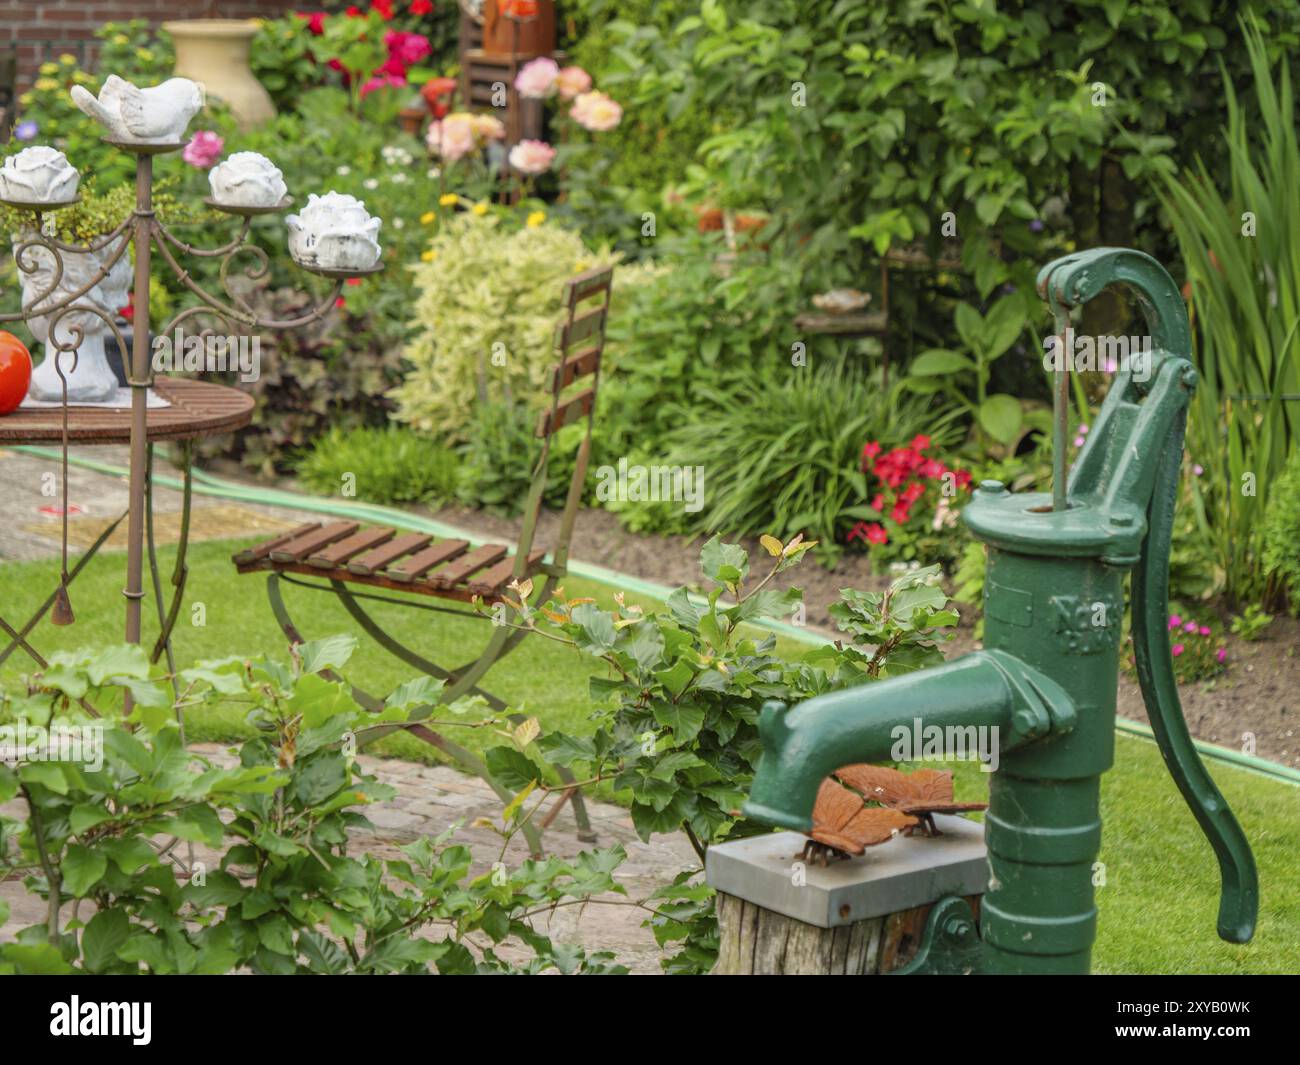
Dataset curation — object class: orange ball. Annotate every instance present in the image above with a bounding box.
[0,331,33,415]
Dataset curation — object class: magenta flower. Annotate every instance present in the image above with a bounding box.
[1184,620,1198,633]
[1193,464,1204,476]
[1168,614,1182,629]
[1073,435,1085,448]
[1079,424,1089,434]
[1172,643,1185,657]
[361,72,407,97]
[384,30,432,70]
[1216,648,1227,663]
[1199,625,1210,636]
[182,131,224,169]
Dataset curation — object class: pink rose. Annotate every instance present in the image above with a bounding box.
[182,130,224,169]
[427,116,477,161]
[385,30,432,70]
[508,139,556,175]
[555,65,592,100]
[514,56,558,99]
[570,90,622,131]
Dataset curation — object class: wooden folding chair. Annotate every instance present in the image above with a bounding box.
[234,265,613,855]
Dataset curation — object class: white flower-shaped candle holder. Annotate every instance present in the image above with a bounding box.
[0,146,80,206]
[285,191,383,274]
[207,151,290,212]
[70,75,205,146]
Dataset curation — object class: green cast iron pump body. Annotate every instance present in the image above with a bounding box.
[743,248,1258,974]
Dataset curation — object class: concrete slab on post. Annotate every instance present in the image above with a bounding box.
[705,817,988,929]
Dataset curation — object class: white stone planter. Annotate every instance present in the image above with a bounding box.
[15,237,133,403]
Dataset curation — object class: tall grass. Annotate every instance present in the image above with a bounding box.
[1160,19,1300,606]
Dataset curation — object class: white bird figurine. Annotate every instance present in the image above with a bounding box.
[70,75,205,145]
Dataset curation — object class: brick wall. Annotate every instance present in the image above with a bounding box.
[0,1,304,94]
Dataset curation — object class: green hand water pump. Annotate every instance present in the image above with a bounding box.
[743,248,1258,974]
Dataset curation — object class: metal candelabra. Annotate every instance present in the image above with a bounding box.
[1,114,382,679]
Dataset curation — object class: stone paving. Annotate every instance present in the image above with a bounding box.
[0,444,306,562]
[0,445,697,972]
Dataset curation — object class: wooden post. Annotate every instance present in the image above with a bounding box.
[705,820,989,976]
[713,891,982,975]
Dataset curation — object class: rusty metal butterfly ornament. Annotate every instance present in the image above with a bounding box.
[799,765,988,865]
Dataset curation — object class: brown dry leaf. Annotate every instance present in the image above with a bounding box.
[809,780,920,855]
[811,778,862,833]
[812,808,918,855]
[904,768,955,804]
[834,764,987,818]
[833,764,914,805]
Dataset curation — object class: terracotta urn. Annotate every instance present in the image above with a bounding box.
[163,19,275,130]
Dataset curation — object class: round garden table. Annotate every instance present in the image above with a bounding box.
[0,378,254,679]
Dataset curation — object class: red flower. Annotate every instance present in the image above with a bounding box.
[911,433,932,451]
[410,0,433,12]
[296,11,327,34]
[503,0,539,16]
[862,441,881,460]
[920,458,946,479]
[345,277,363,287]
[890,503,911,524]
[335,296,347,309]
[865,523,888,545]
[346,5,364,15]
[901,481,925,504]
[371,0,395,19]
[954,469,972,489]
[870,493,885,512]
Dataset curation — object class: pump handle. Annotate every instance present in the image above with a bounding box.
[1039,248,1258,944]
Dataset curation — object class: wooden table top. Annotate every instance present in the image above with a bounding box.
[0,378,253,444]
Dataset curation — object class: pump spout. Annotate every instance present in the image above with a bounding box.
[743,650,1075,832]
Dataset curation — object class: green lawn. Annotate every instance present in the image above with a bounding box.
[1,537,1297,973]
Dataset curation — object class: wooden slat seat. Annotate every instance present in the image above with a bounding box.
[233,524,544,603]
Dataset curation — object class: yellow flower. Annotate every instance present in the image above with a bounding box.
[420,211,436,224]
[34,77,59,91]
[138,48,154,62]
[438,193,459,207]
[59,53,77,65]
[421,249,437,262]
[19,92,33,106]
[39,62,59,75]
[471,202,489,216]
[526,211,546,228]
[112,34,129,45]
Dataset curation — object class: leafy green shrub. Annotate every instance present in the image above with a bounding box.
[502,537,961,970]
[298,426,459,505]
[595,239,842,459]
[1162,20,1300,607]
[196,286,407,477]
[454,399,586,514]
[638,360,962,560]
[1262,447,1300,614]
[393,213,616,440]
[0,641,629,975]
